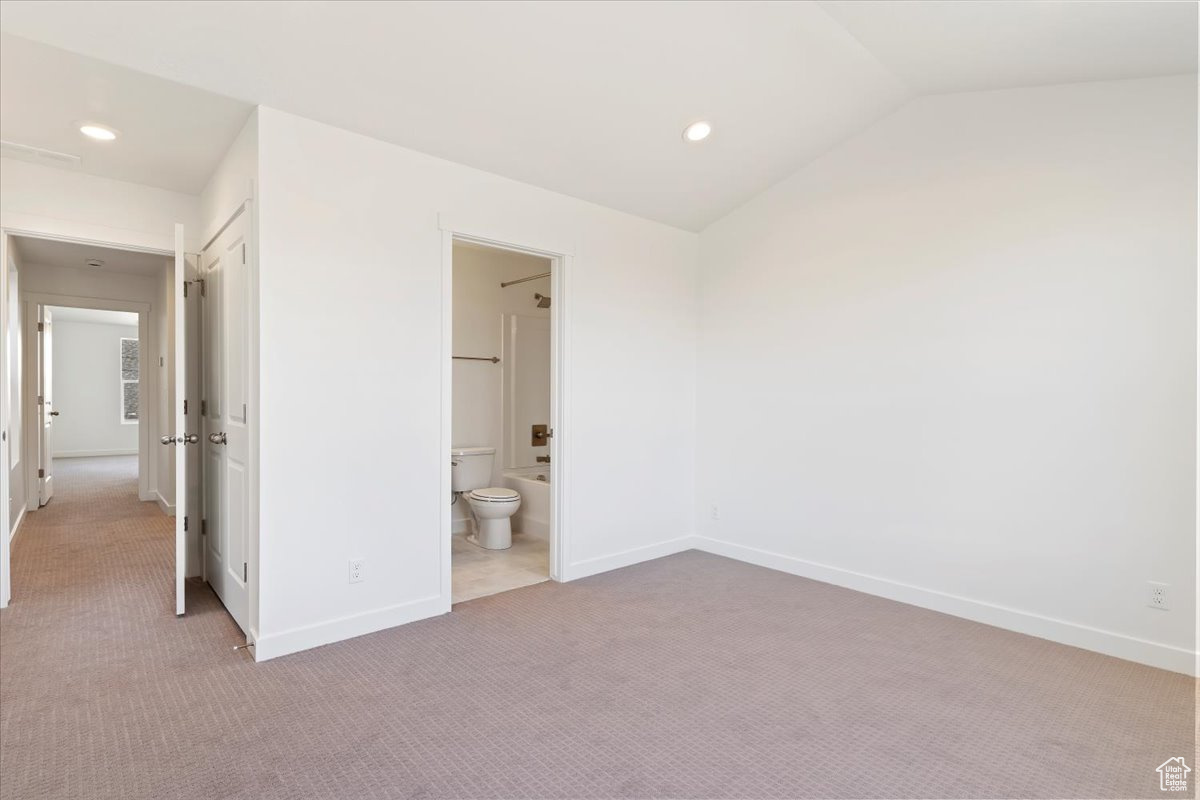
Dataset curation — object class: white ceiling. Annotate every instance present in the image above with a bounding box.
[14,236,170,277]
[0,1,1195,231]
[820,0,1198,95]
[46,305,138,327]
[0,34,253,194]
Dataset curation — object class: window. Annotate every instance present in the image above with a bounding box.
[120,337,139,423]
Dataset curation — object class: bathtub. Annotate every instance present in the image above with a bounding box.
[503,468,551,540]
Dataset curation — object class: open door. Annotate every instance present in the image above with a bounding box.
[36,306,55,506]
[172,223,189,615]
[201,209,250,633]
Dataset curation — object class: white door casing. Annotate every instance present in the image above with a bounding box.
[202,211,250,633]
[173,224,188,616]
[37,306,54,506]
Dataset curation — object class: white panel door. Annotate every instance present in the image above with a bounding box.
[202,212,250,633]
[37,306,54,506]
[173,224,189,616]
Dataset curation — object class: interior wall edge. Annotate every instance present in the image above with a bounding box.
[563,534,698,582]
[251,594,446,663]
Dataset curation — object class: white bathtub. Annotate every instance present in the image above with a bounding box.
[503,468,551,540]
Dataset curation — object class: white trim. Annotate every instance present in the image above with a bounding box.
[0,213,179,256]
[438,230,453,613]
[563,535,697,582]
[155,490,175,516]
[22,292,154,507]
[549,253,571,582]
[439,221,574,614]
[693,536,1198,677]
[56,449,138,458]
[8,504,26,545]
[253,595,445,662]
[0,233,11,607]
[0,221,172,612]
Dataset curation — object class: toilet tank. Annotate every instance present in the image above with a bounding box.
[451,447,495,492]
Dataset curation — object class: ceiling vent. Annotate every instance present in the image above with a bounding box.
[0,140,82,168]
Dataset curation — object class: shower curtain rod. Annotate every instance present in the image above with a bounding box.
[499,271,551,288]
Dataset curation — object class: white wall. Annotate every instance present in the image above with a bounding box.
[696,75,1197,674]
[0,158,201,253]
[50,318,139,457]
[201,111,258,244]
[6,243,25,535]
[254,106,697,659]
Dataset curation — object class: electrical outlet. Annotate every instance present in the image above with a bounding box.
[1148,581,1169,610]
[349,559,365,584]
[710,505,720,521]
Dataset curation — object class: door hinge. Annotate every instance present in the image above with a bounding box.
[200,400,207,416]
[184,515,189,532]
[183,399,188,415]
[242,243,246,264]
[37,395,43,406]
[37,322,44,333]
[243,562,248,582]
[183,282,188,298]
[37,468,44,478]
[201,518,207,536]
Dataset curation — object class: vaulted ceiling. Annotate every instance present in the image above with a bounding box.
[1,1,1195,231]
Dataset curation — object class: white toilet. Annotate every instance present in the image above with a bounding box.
[451,446,521,550]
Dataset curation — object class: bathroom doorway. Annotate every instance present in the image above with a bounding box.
[444,235,566,605]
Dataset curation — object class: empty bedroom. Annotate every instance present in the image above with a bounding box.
[0,2,1195,799]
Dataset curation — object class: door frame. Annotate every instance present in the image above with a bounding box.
[0,225,170,609]
[22,294,154,511]
[438,217,573,609]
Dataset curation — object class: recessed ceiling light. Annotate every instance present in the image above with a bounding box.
[86,259,105,268]
[682,121,712,143]
[79,124,118,141]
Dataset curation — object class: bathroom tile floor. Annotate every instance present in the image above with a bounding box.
[451,532,550,604]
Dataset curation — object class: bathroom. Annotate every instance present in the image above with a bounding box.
[450,240,553,603]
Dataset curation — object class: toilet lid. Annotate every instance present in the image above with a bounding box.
[468,487,519,502]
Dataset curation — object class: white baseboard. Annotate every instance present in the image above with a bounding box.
[8,504,27,545]
[564,535,697,582]
[154,491,175,516]
[252,594,446,662]
[55,449,137,458]
[693,536,1197,677]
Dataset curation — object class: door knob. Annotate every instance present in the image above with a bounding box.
[49,411,60,417]
[182,434,200,445]
[161,435,178,445]
[209,432,227,445]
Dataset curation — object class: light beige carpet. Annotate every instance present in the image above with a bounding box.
[0,456,1194,799]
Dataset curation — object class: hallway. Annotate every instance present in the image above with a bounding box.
[0,455,245,799]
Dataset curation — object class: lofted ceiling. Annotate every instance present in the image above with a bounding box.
[820,0,1197,94]
[0,1,1195,232]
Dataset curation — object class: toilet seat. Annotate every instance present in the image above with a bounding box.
[467,488,519,503]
